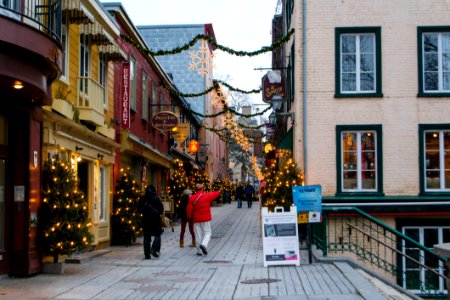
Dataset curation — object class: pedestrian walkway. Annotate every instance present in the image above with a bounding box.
[0,202,414,299]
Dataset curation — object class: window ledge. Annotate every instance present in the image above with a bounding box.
[335,93,383,98]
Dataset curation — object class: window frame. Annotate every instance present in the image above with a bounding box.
[419,124,450,195]
[98,54,107,109]
[336,125,383,196]
[417,26,450,97]
[129,56,137,112]
[335,27,383,98]
[60,16,69,82]
[141,71,148,121]
[79,36,90,96]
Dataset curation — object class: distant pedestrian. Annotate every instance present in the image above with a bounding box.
[186,183,220,256]
[141,185,164,259]
[235,183,245,208]
[179,189,195,248]
[244,183,255,208]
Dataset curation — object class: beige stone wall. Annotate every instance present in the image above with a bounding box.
[290,0,450,195]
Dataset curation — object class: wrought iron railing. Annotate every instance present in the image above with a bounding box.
[0,0,61,43]
[311,206,448,299]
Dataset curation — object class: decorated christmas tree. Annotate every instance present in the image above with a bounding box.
[111,167,142,246]
[191,170,211,191]
[168,159,190,217]
[39,155,93,263]
[261,149,304,211]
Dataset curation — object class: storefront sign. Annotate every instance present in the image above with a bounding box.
[261,206,300,267]
[173,123,189,145]
[262,70,285,103]
[292,185,322,224]
[152,111,178,131]
[121,62,130,129]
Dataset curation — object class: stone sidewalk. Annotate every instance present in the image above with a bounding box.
[0,202,413,299]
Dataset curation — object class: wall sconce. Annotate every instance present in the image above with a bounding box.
[97,153,104,160]
[269,94,295,126]
[75,146,83,151]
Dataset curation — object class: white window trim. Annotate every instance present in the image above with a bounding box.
[142,71,148,121]
[423,32,450,93]
[341,131,377,192]
[130,56,137,111]
[340,33,376,94]
[402,226,448,293]
[424,130,450,191]
[60,21,69,83]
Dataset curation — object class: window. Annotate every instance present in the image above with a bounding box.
[159,93,164,112]
[151,82,158,120]
[419,124,450,193]
[335,27,382,97]
[418,27,450,96]
[79,36,90,95]
[99,55,107,108]
[336,125,383,194]
[130,56,136,111]
[402,226,450,293]
[98,165,107,222]
[142,72,148,121]
[60,17,69,81]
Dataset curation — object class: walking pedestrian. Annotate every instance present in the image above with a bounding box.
[244,182,255,208]
[179,188,195,248]
[235,183,245,208]
[186,183,220,256]
[141,185,164,259]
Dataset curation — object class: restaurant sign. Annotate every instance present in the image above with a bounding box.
[152,111,179,131]
[262,70,285,103]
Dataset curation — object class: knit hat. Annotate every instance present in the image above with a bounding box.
[183,189,192,196]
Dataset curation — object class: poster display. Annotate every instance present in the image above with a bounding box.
[261,206,300,267]
[292,185,322,224]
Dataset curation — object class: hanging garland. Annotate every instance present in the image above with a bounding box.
[187,105,272,119]
[161,80,260,98]
[121,28,294,57]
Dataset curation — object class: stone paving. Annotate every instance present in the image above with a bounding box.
[0,201,414,299]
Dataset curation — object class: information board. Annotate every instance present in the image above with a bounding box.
[292,185,322,224]
[261,206,300,267]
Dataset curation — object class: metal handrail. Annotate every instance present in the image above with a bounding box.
[0,0,61,43]
[312,206,449,298]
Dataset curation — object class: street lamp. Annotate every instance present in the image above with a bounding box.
[269,95,295,125]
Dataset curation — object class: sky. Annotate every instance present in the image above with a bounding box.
[103,0,278,109]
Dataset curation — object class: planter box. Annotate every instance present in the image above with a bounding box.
[52,98,74,120]
[42,262,64,274]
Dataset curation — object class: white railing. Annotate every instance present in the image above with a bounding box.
[77,77,105,126]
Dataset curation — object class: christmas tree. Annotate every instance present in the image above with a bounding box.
[111,168,142,246]
[39,155,93,263]
[191,170,211,191]
[168,159,190,217]
[261,149,304,211]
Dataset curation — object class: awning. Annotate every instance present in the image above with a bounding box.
[99,44,127,62]
[80,22,114,45]
[61,0,94,24]
[277,127,293,150]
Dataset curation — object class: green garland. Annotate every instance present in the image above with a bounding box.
[121,28,294,57]
[162,80,260,98]
[188,105,272,119]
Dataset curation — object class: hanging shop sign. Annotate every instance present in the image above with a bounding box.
[152,111,179,131]
[261,206,300,267]
[120,62,130,129]
[292,185,322,224]
[262,70,285,103]
[173,123,190,145]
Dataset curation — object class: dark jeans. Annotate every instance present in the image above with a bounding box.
[144,231,161,257]
[237,198,242,208]
[180,219,195,242]
[246,196,252,208]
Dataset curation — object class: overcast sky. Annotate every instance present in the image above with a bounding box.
[103,0,277,108]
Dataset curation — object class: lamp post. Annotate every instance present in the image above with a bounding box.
[269,94,295,125]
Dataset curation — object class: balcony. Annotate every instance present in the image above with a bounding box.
[77,77,105,127]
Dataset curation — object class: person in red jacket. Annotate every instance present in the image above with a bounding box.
[186,183,221,256]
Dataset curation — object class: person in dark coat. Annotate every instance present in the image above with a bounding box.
[179,189,195,248]
[235,184,245,208]
[141,185,164,259]
[244,183,255,208]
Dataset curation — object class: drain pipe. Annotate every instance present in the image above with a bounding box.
[302,0,308,184]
